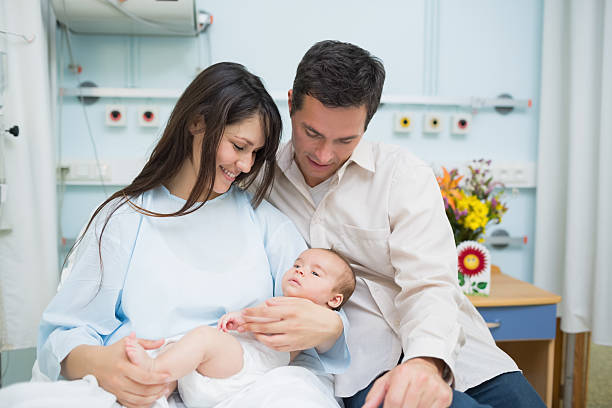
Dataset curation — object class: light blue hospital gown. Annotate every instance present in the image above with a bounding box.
[37,185,348,383]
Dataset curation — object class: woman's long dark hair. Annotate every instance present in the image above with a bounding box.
[65,62,282,285]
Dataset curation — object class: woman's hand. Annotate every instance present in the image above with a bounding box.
[238,296,343,352]
[62,336,172,408]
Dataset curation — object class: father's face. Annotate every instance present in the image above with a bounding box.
[289,92,367,187]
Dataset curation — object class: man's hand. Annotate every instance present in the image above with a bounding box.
[363,357,452,408]
[63,336,172,408]
[238,296,343,352]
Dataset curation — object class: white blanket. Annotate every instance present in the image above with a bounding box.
[0,362,340,408]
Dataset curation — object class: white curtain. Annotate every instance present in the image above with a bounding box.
[534,0,612,345]
[0,0,58,351]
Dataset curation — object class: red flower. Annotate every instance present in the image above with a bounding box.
[457,242,489,277]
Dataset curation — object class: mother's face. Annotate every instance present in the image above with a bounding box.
[212,115,265,196]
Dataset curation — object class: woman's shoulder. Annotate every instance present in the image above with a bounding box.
[232,187,291,223]
[89,192,148,238]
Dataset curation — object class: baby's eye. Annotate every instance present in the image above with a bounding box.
[311,271,320,277]
[294,264,300,268]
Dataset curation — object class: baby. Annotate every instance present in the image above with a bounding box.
[125,248,355,407]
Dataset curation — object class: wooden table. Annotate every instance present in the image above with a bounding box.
[467,268,561,407]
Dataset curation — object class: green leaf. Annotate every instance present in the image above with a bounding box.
[458,272,465,286]
[472,288,479,294]
[477,282,488,289]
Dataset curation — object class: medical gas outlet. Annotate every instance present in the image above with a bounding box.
[394,112,414,133]
[106,105,126,126]
[138,106,159,127]
[451,114,472,135]
[423,113,443,134]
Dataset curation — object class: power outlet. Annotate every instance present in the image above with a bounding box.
[138,106,159,127]
[491,162,536,188]
[394,112,414,133]
[451,113,472,135]
[60,161,112,182]
[423,113,443,134]
[105,105,126,126]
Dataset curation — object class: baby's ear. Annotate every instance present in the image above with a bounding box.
[327,294,343,309]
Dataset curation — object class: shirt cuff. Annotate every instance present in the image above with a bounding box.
[37,326,103,381]
[304,310,351,374]
[400,337,458,388]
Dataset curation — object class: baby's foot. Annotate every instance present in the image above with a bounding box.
[125,332,156,372]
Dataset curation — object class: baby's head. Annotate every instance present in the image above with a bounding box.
[281,248,355,311]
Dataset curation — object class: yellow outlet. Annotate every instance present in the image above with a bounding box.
[424,113,444,133]
[394,112,414,133]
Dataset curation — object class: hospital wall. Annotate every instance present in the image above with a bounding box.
[2,0,544,385]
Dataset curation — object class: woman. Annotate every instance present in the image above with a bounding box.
[34,62,345,408]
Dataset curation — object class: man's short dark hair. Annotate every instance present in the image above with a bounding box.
[291,40,386,131]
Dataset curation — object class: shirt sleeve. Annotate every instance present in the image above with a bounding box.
[255,200,350,374]
[388,162,466,385]
[37,207,135,380]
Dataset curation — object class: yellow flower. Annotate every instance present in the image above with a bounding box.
[464,213,482,231]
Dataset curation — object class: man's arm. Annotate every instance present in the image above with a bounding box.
[239,296,344,353]
[367,162,465,407]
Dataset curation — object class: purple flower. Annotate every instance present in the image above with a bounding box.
[486,181,503,195]
[491,197,497,208]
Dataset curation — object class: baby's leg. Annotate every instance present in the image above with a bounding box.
[125,326,244,381]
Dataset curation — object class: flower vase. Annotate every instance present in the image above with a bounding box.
[457,241,491,296]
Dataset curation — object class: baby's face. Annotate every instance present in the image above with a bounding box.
[281,249,346,308]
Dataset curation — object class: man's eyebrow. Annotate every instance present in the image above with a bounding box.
[304,124,360,141]
[338,135,359,142]
[303,124,325,137]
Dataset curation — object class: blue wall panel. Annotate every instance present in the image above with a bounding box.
[56,0,543,283]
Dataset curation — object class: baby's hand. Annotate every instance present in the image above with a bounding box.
[217,312,246,332]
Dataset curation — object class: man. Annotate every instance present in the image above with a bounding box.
[243,40,545,408]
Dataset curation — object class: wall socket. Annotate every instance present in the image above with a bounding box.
[491,162,536,187]
[432,161,536,188]
[59,161,111,182]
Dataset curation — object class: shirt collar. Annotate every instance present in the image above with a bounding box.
[344,139,375,173]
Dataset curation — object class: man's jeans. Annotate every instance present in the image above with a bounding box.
[342,371,546,408]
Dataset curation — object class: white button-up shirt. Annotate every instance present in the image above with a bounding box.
[266,140,518,397]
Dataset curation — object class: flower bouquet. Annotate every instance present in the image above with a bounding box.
[437,159,508,295]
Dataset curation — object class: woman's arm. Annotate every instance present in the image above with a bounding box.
[38,203,171,407]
